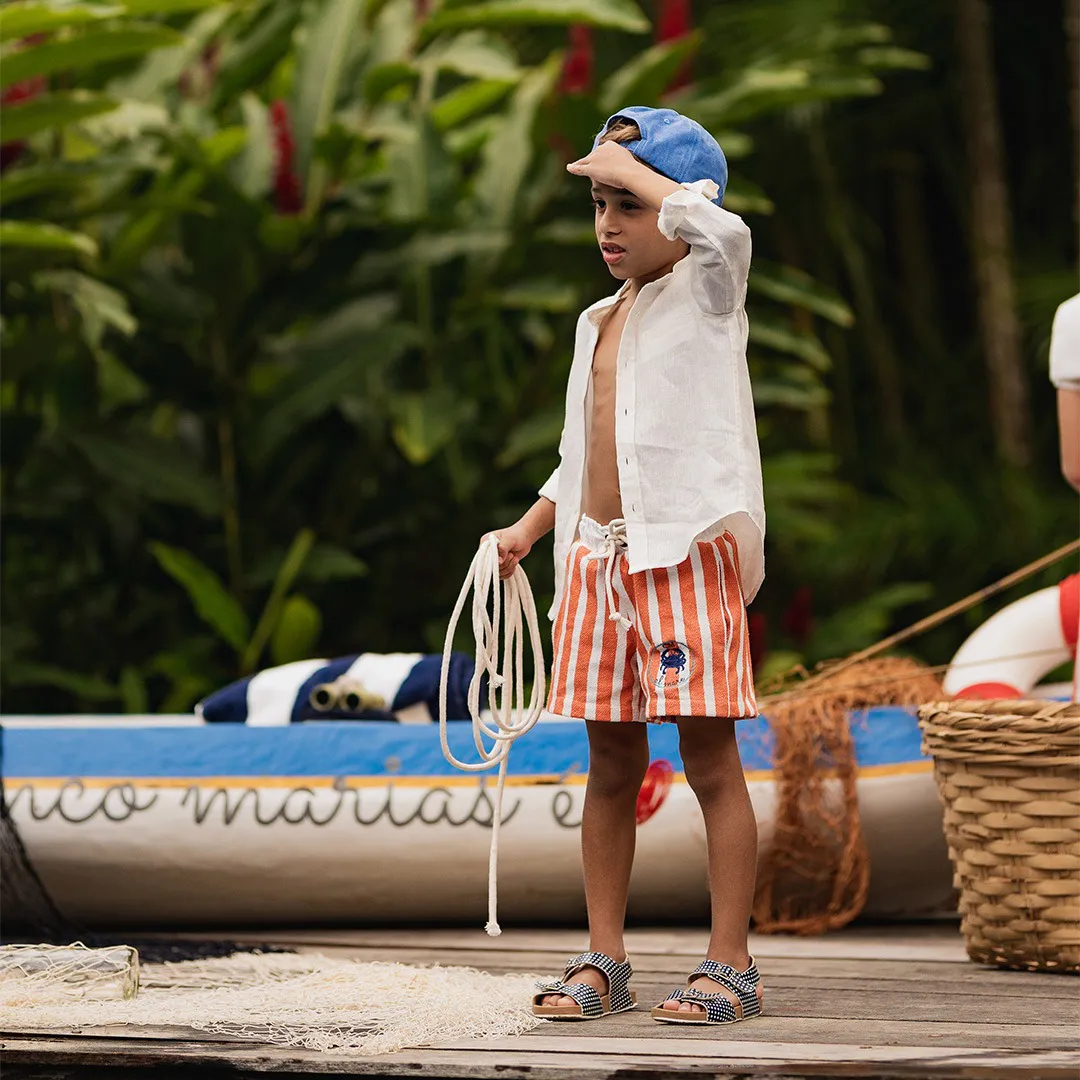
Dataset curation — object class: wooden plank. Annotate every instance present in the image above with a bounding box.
[277,944,1080,998]
[3,1034,1079,1079]
[513,1015,1078,1050]
[159,925,971,964]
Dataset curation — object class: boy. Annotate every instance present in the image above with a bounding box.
[490,107,765,1025]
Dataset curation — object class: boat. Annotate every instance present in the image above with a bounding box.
[0,707,954,927]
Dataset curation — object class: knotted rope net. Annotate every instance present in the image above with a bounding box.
[0,947,544,1054]
[752,656,944,935]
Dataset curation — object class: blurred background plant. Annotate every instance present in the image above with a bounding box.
[1,0,1075,713]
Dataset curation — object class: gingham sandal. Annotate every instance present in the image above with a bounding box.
[651,957,763,1025]
[532,951,637,1020]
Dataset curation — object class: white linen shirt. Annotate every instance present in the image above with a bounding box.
[539,179,765,621]
[1050,293,1080,391]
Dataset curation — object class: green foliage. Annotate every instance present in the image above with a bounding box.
[1,0,1073,713]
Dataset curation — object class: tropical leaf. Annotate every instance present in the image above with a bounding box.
[0,165,90,206]
[292,0,365,209]
[422,0,650,36]
[856,46,930,71]
[0,2,121,44]
[497,405,563,467]
[390,388,476,465]
[4,661,118,701]
[749,262,855,327]
[252,311,418,460]
[721,176,774,215]
[417,30,520,81]
[242,527,315,672]
[430,78,514,129]
[121,0,221,13]
[230,92,273,198]
[471,52,560,227]
[750,318,831,371]
[0,221,98,257]
[210,2,300,107]
[493,278,578,312]
[0,25,184,90]
[0,91,117,142]
[599,32,702,115]
[149,543,249,651]
[69,429,222,514]
[270,594,323,665]
[751,363,830,410]
[810,583,934,662]
[350,231,508,283]
[34,270,138,348]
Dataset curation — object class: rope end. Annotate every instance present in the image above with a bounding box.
[484,921,502,937]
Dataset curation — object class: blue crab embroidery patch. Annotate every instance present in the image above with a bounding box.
[653,640,692,689]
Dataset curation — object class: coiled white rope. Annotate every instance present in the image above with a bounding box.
[439,535,546,936]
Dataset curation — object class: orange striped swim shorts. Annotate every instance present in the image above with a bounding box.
[548,516,757,724]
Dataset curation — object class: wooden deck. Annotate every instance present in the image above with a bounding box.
[3,923,1078,1079]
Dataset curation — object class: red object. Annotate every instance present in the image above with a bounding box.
[748,612,768,673]
[1059,573,1079,653]
[561,24,593,95]
[656,0,691,41]
[1,74,46,172]
[655,0,693,92]
[414,0,430,17]
[636,759,674,825]
[955,681,1022,700]
[781,585,814,647]
[270,99,303,215]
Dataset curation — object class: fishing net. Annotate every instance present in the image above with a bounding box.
[0,947,545,1054]
[752,656,944,935]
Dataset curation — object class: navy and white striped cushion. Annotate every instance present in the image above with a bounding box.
[197,651,481,725]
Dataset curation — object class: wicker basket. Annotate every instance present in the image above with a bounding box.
[918,699,1080,973]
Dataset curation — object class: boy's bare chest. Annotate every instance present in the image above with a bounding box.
[591,301,630,388]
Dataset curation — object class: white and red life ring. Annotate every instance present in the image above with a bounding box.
[943,573,1079,699]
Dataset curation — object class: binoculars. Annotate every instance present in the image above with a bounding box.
[309,676,387,714]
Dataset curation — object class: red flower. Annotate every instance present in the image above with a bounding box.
[270,99,303,215]
[656,0,691,42]
[561,24,593,95]
[0,75,46,172]
[655,0,693,92]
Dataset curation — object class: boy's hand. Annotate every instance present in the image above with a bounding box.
[567,141,639,189]
[484,524,534,580]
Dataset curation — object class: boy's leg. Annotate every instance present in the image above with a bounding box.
[540,718,649,1007]
[659,716,758,1014]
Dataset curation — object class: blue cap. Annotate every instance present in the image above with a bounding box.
[592,106,727,206]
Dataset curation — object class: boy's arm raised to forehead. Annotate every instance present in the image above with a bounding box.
[568,142,750,316]
[656,186,751,316]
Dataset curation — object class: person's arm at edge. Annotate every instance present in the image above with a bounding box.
[1058,388,1080,492]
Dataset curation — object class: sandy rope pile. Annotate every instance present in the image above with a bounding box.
[752,656,945,935]
[0,950,545,1054]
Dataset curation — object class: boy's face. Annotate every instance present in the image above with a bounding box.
[591,180,689,282]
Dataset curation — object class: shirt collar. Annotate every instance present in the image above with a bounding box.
[585,282,631,326]
[584,259,690,326]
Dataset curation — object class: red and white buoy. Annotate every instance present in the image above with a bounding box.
[943,574,1079,699]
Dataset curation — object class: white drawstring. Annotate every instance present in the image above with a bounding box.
[439,534,546,937]
[583,518,632,630]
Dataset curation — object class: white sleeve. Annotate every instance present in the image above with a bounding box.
[656,179,752,316]
[539,466,559,503]
[1050,295,1080,391]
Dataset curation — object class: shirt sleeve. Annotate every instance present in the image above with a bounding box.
[1050,295,1080,391]
[539,466,559,503]
[656,179,752,316]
